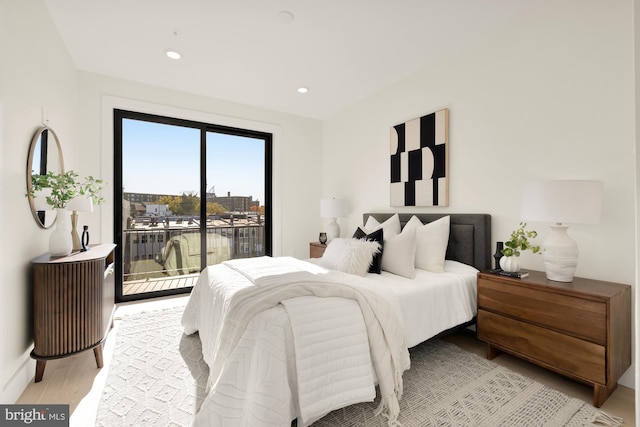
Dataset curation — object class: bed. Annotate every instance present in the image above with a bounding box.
[181,213,491,427]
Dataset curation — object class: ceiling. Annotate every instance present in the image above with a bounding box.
[43,0,543,120]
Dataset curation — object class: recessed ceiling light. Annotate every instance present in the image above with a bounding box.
[297,87,309,94]
[166,49,182,60]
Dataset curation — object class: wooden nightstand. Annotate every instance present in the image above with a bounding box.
[477,270,631,408]
[309,242,327,258]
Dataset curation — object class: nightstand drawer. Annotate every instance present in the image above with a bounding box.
[478,277,606,345]
[478,310,606,384]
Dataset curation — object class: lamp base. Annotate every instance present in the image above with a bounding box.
[326,218,340,242]
[71,211,82,252]
[542,224,578,282]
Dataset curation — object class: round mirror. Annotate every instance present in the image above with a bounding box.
[26,126,64,229]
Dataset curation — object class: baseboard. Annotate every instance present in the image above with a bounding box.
[618,363,635,390]
[1,357,35,403]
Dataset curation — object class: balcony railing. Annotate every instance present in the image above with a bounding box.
[122,218,265,292]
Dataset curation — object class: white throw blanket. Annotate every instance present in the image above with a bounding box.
[207,256,410,426]
[281,296,375,426]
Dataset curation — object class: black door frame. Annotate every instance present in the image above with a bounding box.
[113,109,272,303]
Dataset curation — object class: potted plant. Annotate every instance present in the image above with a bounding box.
[28,170,105,208]
[500,222,540,272]
[28,170,105,256]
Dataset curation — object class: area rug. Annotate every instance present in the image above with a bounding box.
[95,306,623,427]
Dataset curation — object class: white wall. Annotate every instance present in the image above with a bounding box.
[324,0,636,388]
[1,0,80,402]
[1,0,324,403]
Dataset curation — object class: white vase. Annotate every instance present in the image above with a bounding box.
[49,208,73,256]
[499,255,519,272]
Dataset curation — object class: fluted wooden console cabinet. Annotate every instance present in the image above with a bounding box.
[30,243,116,382]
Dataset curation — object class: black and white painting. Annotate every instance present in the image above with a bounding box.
[390,108,449,207]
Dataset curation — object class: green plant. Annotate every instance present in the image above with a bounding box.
[501,222,540,257]
[28,170,105,209]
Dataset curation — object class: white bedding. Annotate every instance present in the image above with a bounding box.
[367,260,479,348]
[281,296,375,425]
[182,257,478,426]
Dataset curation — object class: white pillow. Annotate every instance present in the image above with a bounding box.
[364,214,401,241]
[403,215,450,273]
[404,215,423,230]
[380,227,416,279]
[319,238,381,276]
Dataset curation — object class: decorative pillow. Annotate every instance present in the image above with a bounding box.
[364,214,401,241]
[319,238,381,276]
[403,215,450,273]
[353,227,384,274]
[380,227,416,279]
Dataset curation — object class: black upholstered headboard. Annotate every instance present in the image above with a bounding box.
[362,213,492,272]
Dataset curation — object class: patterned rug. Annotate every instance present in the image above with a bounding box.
[95,306,623,427]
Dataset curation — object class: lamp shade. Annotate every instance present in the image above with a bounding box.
[66,196,94,213]
[67,196,94,252]
[521,180,603,225]
[320,198,347,218]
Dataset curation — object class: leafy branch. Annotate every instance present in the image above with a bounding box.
[501,222,540,257]
[28,170,106,209]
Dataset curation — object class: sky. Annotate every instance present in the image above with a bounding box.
[122,118,265,204]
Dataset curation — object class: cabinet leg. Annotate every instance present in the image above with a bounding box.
[486,344,501,360]
[35,360,46,383]
[93,345,104,369]
[593,383,616,408]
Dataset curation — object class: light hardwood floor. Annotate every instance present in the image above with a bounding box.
[16,295,635,426]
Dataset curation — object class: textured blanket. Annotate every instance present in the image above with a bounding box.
[185,256,410,426]
[281,296,375,425]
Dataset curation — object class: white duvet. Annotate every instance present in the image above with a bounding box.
[366,260,479,347]
[182,257,410,426]
[182,257,477,426]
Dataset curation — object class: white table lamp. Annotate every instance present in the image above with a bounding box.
[521,180,603,282]
[67,196,94,251]
[320,198,347,241]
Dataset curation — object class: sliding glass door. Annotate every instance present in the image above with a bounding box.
[204,131,267,263]
[114,110,272,302]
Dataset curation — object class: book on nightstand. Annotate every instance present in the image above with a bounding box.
[488,269,530,279]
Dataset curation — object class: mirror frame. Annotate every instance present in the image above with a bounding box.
[26,126,65,229]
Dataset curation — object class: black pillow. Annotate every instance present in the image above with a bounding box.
[353,227,384,274]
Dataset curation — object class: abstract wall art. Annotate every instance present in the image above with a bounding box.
[390,108,449,207]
